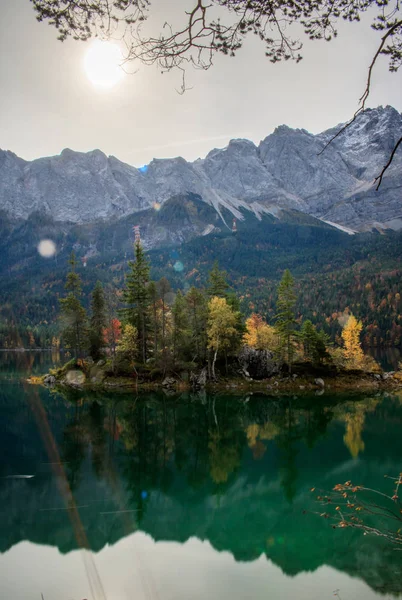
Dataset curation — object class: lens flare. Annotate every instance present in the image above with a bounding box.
[173,261,184,272]
[38,239,56,258]
[153,202,161,211]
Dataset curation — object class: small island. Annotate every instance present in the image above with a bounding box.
[31,242,402,396]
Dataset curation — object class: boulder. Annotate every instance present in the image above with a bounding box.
[43,375,56,386]
[238,347,280,380]
[162,377,176,389]
[190,368,207,390]
[314,378,325,388]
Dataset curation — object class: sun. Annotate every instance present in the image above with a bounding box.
[83,40,125,88]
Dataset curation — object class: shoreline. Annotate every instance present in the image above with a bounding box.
[28,369,402,396]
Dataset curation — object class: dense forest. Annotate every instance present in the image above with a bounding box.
[19,239,384,382]
[0,207,401,351]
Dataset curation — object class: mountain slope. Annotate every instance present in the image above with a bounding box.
[0,106,401,232]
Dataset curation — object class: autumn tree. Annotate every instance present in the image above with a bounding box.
[207,296,239,379]
[103,318,121,370]
[243,313,277,350]
[89,281,106,360]
[341,314,365,369]
[59,252,87,358]
[121,241,151,363]
[275,269,297,370]
[116,323,138,370]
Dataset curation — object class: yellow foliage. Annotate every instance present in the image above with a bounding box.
[207,297,238,352]
[343,412,365,459]
[243,313,277,350]
[341,315,365,369]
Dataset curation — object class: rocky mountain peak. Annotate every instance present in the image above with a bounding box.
[0,106,401,232]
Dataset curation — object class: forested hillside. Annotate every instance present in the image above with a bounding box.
[0,208,401,350]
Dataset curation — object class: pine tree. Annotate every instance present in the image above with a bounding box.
[186,286,208,362]
[172,290,189,366]
[207,261,229,298]
[275,269,297,370]
[89,281,106,360]
[59,252,87,359]
[121,241,151,363]
[148,281,159,358]
[157,276,171,366]
[300,319,329,364]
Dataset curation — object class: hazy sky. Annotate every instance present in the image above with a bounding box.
[0,0,401,167]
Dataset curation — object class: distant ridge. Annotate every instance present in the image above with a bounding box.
[0,105,401,232]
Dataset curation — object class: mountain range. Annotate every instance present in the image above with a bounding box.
[1,105,401,242]
[1,105,402,350]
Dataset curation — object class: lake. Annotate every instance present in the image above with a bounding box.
[0,352,401,600]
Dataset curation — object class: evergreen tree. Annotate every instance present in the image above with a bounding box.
[172,290,189,366]
[207,261,229,298]
[89,281,106,360]
[186,286,208,362]
[300,319,329,364]
[121,241,151,363]
[157,276,171,365]
[148,281,159,358]
[275,269,297,370]
[59,252,87,358]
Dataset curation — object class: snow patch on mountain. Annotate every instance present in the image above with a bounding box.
[0,106,401,232]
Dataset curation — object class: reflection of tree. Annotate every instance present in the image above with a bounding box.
[6,384,402,594]
[336,399,380,459]
[246,424,267,460]
[208,430,241,484]
[343,412,365,459]
[61,420,86,491]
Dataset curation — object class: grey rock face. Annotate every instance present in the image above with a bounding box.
[0,106,401,231]
[238,347,280,380]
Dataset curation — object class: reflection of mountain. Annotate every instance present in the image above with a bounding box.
[0,384,401,595]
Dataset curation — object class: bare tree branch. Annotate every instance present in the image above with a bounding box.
[374,135,402,189]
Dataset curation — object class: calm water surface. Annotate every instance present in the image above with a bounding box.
[0,352,401,600]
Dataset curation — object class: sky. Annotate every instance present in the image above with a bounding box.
[0,0,401,167]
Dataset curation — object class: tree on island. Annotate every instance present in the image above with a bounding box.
[89,281,106,360]
[207,296,239,379]
[30,0,402,181]
[59,252,87,358]
[275,269,297,370]
[121,240,151,363]
[341,314,365,369]
[207,261,229,298]
[300,319,329,365]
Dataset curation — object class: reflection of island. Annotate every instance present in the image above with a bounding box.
[0,387,401,595]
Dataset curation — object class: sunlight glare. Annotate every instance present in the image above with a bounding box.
[84,40,125,88]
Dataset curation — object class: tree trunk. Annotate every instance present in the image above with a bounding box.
[212,343,218,380]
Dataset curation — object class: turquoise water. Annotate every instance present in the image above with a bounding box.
[0,352,401,600]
